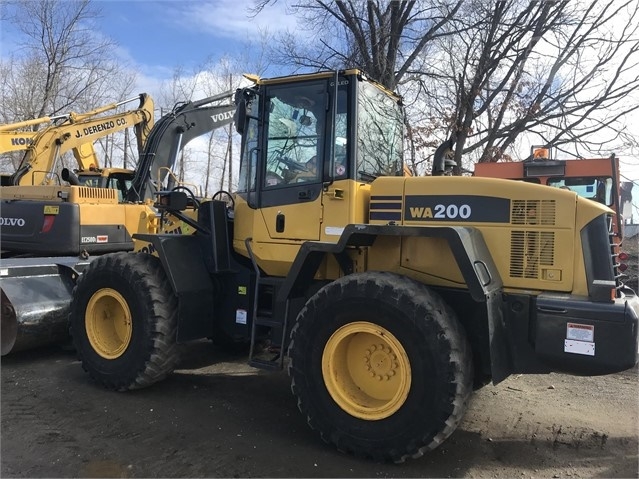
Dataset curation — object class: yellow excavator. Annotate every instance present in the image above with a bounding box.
[0,91,236,355]
[1,113,75,184]
[2,94,155,189]
[1,115,60,152]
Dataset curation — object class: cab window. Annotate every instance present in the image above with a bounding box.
[548,177,613,206]
[356,81,403,179]
[263,83,326,188]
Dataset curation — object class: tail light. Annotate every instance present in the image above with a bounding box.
[618,251,629,272]
[41,215,56,233]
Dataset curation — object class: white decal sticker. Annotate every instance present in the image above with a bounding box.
[235,309,247,325]
[567,323,594,342]
[564,339,595,356]
[97,235,108,243]
[325,226,345,236]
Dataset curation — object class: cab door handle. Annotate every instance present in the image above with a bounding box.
[276,213,285,232]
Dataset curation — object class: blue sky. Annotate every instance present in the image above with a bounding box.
[97,1,295,78]
[1,0,297,93]
[98,0,286,66]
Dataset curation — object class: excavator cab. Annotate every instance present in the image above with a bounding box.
[74,168,134,202]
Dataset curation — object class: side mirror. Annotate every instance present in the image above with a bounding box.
[234,91,247,135]
[155,191,188,211]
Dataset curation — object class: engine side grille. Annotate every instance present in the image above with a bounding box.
[510,231,556,279]
[77,187,116,199]
[68,186,118,204]
[511,199,556,226]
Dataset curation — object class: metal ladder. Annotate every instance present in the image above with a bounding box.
[245,238,290,370]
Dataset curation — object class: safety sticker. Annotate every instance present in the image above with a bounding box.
[43,205,59,215]
[96,235,108,243]
[564,339,595,356]
[566,323,594,342]
[235,309,247,325]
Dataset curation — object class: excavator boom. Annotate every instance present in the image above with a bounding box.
[8,94,154,186]
[127,91,235,202]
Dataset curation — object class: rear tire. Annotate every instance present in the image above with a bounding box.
[287,272,473,462]
[69,252,180,391]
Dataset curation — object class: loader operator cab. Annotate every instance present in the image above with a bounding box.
[230,70,404,250]
[236,70,404,203]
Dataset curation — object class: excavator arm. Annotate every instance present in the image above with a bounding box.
[0,114,72,153]
[9,94,154,186]
[127,91,236,202]
[0,130,38,154]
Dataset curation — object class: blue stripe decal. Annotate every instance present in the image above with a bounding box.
[370,202,402,210]
[370,211,402,221]
[370,195,402,201]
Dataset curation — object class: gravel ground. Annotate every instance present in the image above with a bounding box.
[2,341,637,478]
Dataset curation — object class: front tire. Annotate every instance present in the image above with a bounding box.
[287,272,473,462]
[69,252,180,391]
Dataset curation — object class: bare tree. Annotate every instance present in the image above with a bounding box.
[1,0,129,119]
[426,0,639,170]
[194,33,272,195]
[0,0,138,173]
[257,0,639,175]
[255,0,463,90]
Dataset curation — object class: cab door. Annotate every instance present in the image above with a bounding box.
[256,80,328,241]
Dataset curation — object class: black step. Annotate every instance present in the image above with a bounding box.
[259,276,285,286]
[248,358,282,371]
[254,317,282,329]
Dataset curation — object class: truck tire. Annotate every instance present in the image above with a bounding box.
[287,272,473,463]
[69,252,180,391]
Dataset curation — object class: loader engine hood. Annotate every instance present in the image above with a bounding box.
[368,176,612,298]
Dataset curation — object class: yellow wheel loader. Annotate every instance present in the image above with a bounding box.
[0,92,235,355]
[66,70,637,462]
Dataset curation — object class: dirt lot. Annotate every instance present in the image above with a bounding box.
[624,233,638,292]
[1,341,637,479]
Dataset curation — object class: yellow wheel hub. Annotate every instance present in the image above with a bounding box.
[322,321,411,420]
[85,288,133,359]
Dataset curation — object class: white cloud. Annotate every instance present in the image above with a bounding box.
[168,0,300,38]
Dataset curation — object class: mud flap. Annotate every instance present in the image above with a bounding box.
[134,234,218,342]
[486,289,513,384]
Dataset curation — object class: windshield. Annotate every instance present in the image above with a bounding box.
[548,177,613,206]
[356,81,403,179]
